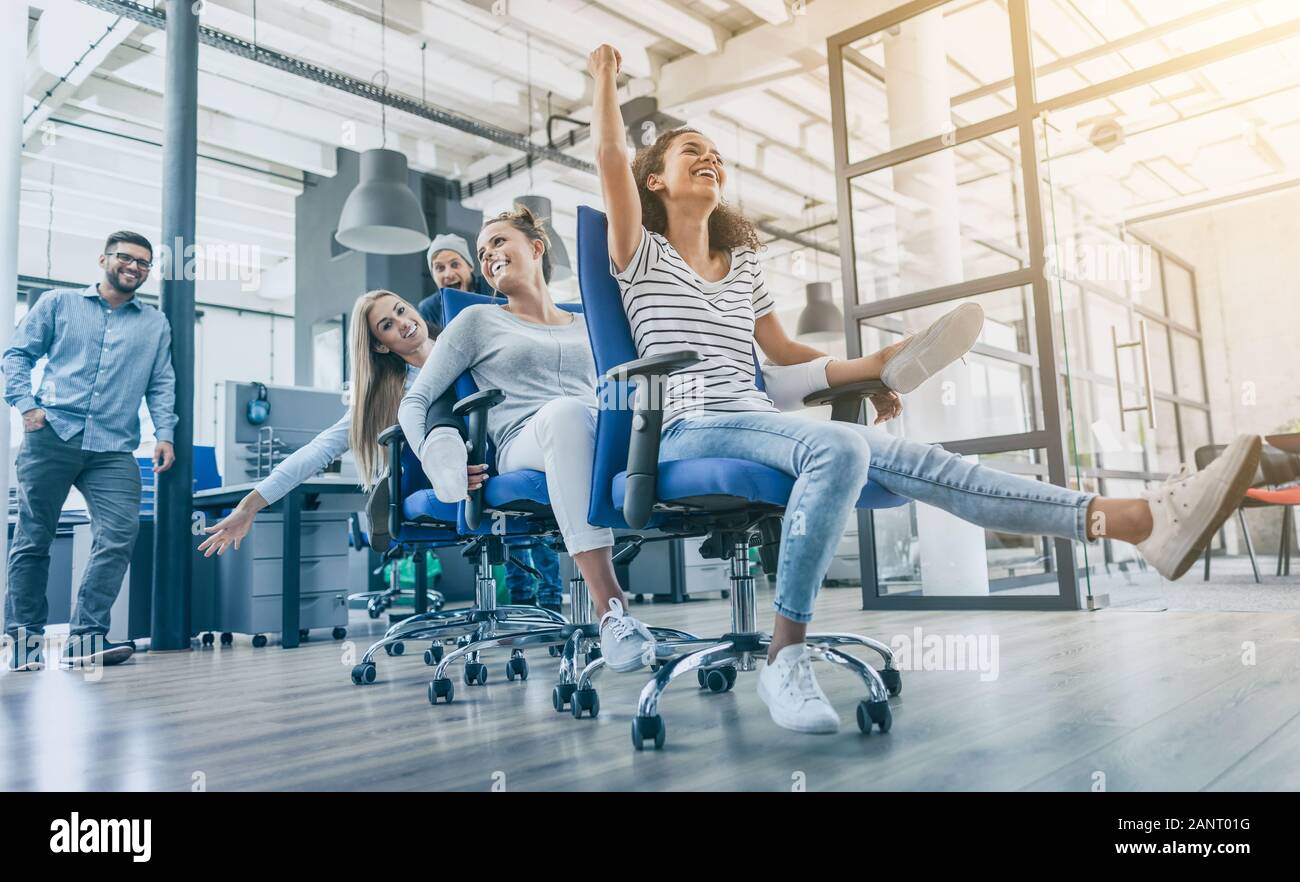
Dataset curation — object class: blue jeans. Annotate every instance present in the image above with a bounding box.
[4,427,141,638]
[506,543,562,607]
[659,412,1093,623]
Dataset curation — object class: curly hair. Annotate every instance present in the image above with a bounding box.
[483,203,552,283]
[631,127,761,254]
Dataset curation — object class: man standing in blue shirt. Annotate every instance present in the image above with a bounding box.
[2,231,177,671]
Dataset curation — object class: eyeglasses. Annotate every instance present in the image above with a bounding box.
[106,252,153,270]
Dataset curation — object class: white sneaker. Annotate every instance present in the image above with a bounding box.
[757,644,840,734]
[881,302,985,394]
[1136,434,1262,581]
[599,598,656,673]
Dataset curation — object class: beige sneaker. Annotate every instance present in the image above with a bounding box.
[881,302,985,394]
[1136,434,1262,581]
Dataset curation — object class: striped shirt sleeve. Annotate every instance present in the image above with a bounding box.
[611,226,664,287]
[750,254,775,319]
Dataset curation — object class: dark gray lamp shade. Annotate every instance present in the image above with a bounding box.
[514,194,572,282]
[796,281,843,342]
[335,148,431,255]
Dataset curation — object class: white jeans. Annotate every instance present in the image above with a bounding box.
[496,396,613,556]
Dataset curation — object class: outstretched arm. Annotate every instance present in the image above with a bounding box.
[588,44,642,272]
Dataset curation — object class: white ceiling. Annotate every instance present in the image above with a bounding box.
[18,0,1300,323]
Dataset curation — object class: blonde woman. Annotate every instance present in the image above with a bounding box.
[198,290,466,556]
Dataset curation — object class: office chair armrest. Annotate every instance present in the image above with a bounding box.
[604,349,703,381]
[802,378,890,423]
[380,424,405,540]
[604,351,703,530]
[453,388,505,530]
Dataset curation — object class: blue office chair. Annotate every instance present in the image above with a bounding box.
[574,206,909,749]
[347,440,470,685]
[345,513,447,621]
[421,288,694,708]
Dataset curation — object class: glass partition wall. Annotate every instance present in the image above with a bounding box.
[828,0,1300,609]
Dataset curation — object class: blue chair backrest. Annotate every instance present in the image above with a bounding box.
[575,207,769,528]
[193,445,220,491]
[439,286,584,470]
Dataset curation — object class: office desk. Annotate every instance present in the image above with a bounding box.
[193,477,364,649]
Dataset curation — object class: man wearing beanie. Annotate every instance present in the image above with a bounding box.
[417,233,493,334]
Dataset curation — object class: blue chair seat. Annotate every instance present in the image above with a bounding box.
[483,469,551,509]
[613,458,909,512]
[402,490,464,527]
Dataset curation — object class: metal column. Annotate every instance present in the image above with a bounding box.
[0,4,27,599]
[150,0,199,650]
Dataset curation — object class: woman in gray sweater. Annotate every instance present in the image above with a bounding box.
[398,205,658,672]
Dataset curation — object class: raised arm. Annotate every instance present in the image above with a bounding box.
[588,44,642,273]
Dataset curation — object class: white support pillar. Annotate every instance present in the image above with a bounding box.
[883,9,991,596]
[0,4,28,602]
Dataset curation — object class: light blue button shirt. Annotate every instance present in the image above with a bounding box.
[2,285,177,453]
[253,365,420,506]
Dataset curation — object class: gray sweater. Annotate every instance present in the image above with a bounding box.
[398,304,597,463]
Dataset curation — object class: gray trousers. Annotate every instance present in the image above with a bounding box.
[4,426,141,637]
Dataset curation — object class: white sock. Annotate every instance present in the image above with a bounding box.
[418,427,469,503]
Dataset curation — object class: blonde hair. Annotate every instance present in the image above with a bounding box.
[348,289,415,489]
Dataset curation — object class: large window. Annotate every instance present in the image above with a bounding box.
[826,0,1293,608]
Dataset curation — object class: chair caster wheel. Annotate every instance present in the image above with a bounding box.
[429,677,454,704]
[332,627,347,641]
[506,655,529,681]
[251,634,267,648]
[631,714,665,750]
[857,699,892,734]
[464,662,488,686]
[584,646,602,665]
[298,629,310,642]
[201,632,214,646]
[383,641,404,657]
[548,645,561,658]
[699,666,736,693]
[424,644,444,666]
[367,604,381,619]
[880,668,902,697]
[220,632,233,646]
[552,683,577,711]
[720,589,731,599]
[570,687,599,719]
[351,663,377,685]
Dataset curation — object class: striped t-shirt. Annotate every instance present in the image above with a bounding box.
[611,227,779,427]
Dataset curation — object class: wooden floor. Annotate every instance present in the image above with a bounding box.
[4,583,1300,792]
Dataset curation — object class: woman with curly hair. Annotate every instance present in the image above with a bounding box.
[590,43,1261,735]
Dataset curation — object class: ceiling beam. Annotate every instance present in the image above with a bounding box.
[593,0,726,56]
[733,0,790,26]
[24,0,137,144]
[454,0,656,79]
[656,0,897,112]
[76,0,593,173]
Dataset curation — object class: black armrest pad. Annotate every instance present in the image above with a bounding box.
[801,378,888,408]
[606,350,703,381]
[378,424,404,446]
[453,388,505,417]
